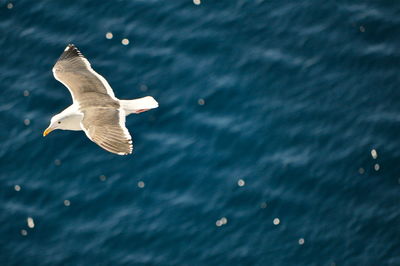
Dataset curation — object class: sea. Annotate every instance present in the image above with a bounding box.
[0,1,399,265]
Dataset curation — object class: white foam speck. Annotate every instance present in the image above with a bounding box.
[216,217,227,227]
[64,200,70,206]
[138,181,145,188]
[23,90,29,97]
[24,119,30,126]
[198,98,205,105]
[193,0,201,5]
[21,229,27,236]
[371,149,378,159]
[106,32,113,39]
[14,185,21,191]
[27,217,35,228]
[122,38,130,45]
[273,218,280,225]
[7,3,13,9]
[374,163,380,171]
[220,217,227,224]
[237,179,245,187]
[298,238,305,245]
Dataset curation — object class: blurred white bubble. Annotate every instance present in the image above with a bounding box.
[105,32,113,39]
[359,26,365,32]
[220,217,228,225]
[198,98,205,105]
[273,218,280,225]
[237,179,245,187]
[216,217,227,227]
[121,38,130,45]
[138,181,145,188]
[54,159,61,166]
[358,167,365,174]
[14,185,21,191]
[193,0,201,5]
[24,119,30,126]
[7,3,13,9]
[23,90,29,97]
[27,217,35,228]
[260,202,267,208]
[298,238,305,245]
[64,200,70,206]
[99,175,106,181]
[21,229,27,236]
[374,163,380,171]
[371,149,378,159]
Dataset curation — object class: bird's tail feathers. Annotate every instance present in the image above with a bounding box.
[120,96,159,115]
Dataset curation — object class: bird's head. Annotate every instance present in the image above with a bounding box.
[43,114,68,136]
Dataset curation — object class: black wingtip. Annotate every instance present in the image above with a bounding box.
[58,44,83,61]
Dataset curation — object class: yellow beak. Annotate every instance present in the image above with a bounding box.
[43,127,53,137]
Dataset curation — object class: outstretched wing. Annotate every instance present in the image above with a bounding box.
[52,44,117,108]
[80,107,133,155]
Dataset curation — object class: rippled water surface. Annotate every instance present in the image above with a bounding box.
[1,1,400,265]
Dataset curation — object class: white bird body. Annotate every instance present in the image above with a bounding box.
[52,96,158,131]
[44,44,158,155]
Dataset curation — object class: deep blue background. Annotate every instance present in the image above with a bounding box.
[1,1,399,265]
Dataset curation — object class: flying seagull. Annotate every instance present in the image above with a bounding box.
[43,44,158,155]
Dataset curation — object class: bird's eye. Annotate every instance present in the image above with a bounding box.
[58,121,61,124]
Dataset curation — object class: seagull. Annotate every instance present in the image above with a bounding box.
[43,44,158,155]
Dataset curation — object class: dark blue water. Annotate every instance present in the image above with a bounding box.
[1,1,400,265]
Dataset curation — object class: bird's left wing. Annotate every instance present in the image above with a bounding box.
[52,44,117,106]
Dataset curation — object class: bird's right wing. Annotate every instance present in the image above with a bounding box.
[80,107,133,155]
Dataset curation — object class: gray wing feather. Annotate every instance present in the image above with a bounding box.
[80,108,133,155]
[52,44,117,108]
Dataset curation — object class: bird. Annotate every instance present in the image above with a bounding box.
[43,44,158,155]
